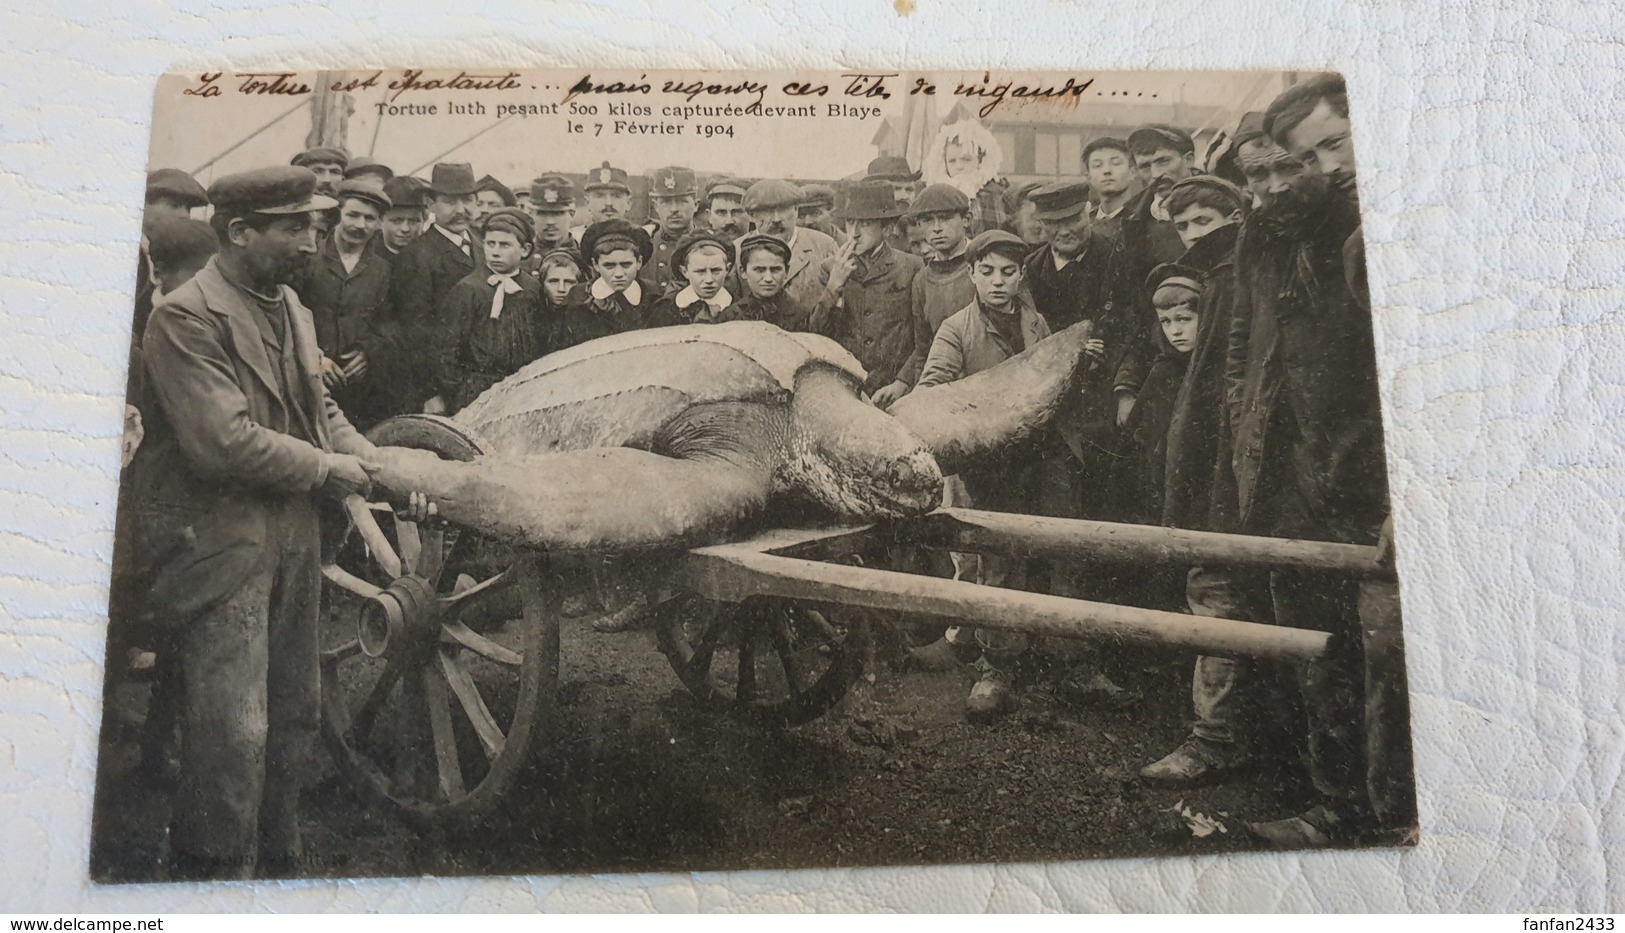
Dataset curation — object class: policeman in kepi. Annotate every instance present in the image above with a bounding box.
[647,166,699,294]
[126,164,434,880]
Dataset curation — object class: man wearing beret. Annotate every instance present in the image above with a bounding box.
[734,178,838,315]
[293,175,397,427]
[388,162,483,414]
[809,181,923,396]
[124,165,418,879]
[647,166,700,295]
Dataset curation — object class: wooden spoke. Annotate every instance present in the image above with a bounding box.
[322,639,363,665]
[439,620,523,666]
[321,563,383,600]
[417,526,446,582]
[442,568,512,608]
[347,494,403,579]
[737,621,759,703]
[353,663,403,741]
[437,649,505,760]
[423,668,466,800]
[394,516,423,576]
[768,612,809,695]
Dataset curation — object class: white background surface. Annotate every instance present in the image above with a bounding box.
[2,0,1622,912]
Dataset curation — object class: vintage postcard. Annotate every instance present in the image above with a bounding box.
[92,67,1414,883]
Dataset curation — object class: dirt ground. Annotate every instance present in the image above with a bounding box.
[90,600,1346,883]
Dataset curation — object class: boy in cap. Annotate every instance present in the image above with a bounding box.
[647,166,700,294]
[700,177,749,241]
[557,218,656,349]
[123,165,431,879]
[293,175,396,426]
[809,181,923,396]
[646,231,736,327]
[389,162,483,413]
[735,178,839,312]
[375,175,430,260]
[726,233,810,331]
[872,183,976,408]
[915,230,1052,722]
[439,207,554,412]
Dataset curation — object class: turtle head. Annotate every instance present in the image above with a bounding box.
[784,366,943,519]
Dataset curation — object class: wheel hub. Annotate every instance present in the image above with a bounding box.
[358,574,441,658]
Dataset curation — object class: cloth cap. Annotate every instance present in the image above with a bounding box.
[475,174,517,207]
[145,168,209,207]
[704,177,749,202]
[1165,175,1248,216]
[841,181,905,221]
[530,174,577,210]
[966,229,1029,264]
[343,158,394,182]
[737,233,792,266]
[906,183,971,217]
[428,162,478,196]
[1146,261,1206,299]
[481,207,535,245]
[290,146,349,169]
[145,217,219,267]
[583,162,631,194]
[743,179,805,212]
[208,166,337,217]
[1028,181,1091,221]
[382,176,430,211]
[1129,123,1196,156]
[1233,112,1270,148]
[336,176,393,213]
[581,218,652,263]
[669,231,736,281]
[1082,136,1132,166]
[650,166,698,197]
[865,155,920,181]
[799,184,837,210]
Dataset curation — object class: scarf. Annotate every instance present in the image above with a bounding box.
[488,273,522,319]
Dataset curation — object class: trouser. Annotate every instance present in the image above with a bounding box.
[1185,566,1269,747]
[169,497,322,865]
[1360,578,1416,829]
[950,459,1035,673]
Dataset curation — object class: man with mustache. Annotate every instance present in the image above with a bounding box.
[733,178,838,314]
[647,166,700,294]
[125,165,385,879]
[388,162,483,414]
[699,177,750,241]
[1223,118,1392,848]
[1123,124,1200,275]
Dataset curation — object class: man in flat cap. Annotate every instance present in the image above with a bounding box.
[874,183,976,408]
[373,176,430,263]
[293,175,397,426]
[123,164,427,879]
[1123,123,1200,274]
[647,166,699,295]
[290,147,348,198]
[797,183,847,247]
[474,174,517,225]
[343,157,394,185]
[388,162,483,414]
[575,161,634,244]
[699,177,750,242]
[809,181,922,396]
[735,178,838,314]
[1021,180,1146,595]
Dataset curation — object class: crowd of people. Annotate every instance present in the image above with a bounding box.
[111,72,1411,880]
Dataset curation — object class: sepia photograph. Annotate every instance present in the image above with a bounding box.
[91,67,1416,884]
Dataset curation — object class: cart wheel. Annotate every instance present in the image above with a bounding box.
[319,415,560,829]
[655,594,860,727]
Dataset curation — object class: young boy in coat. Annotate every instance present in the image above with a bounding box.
[439,208,552,413]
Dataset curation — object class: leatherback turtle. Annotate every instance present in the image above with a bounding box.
[368,320,1091,552]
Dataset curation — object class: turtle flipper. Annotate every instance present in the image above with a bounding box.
[887,321,1094,475]
[367,446,773,553]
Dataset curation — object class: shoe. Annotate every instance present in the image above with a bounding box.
[1139,737,1250,788]
[1244,804,1348,849]
[965,670,1019,724]
[908,636,979,671]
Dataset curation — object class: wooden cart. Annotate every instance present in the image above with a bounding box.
[318,416,1393,827]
